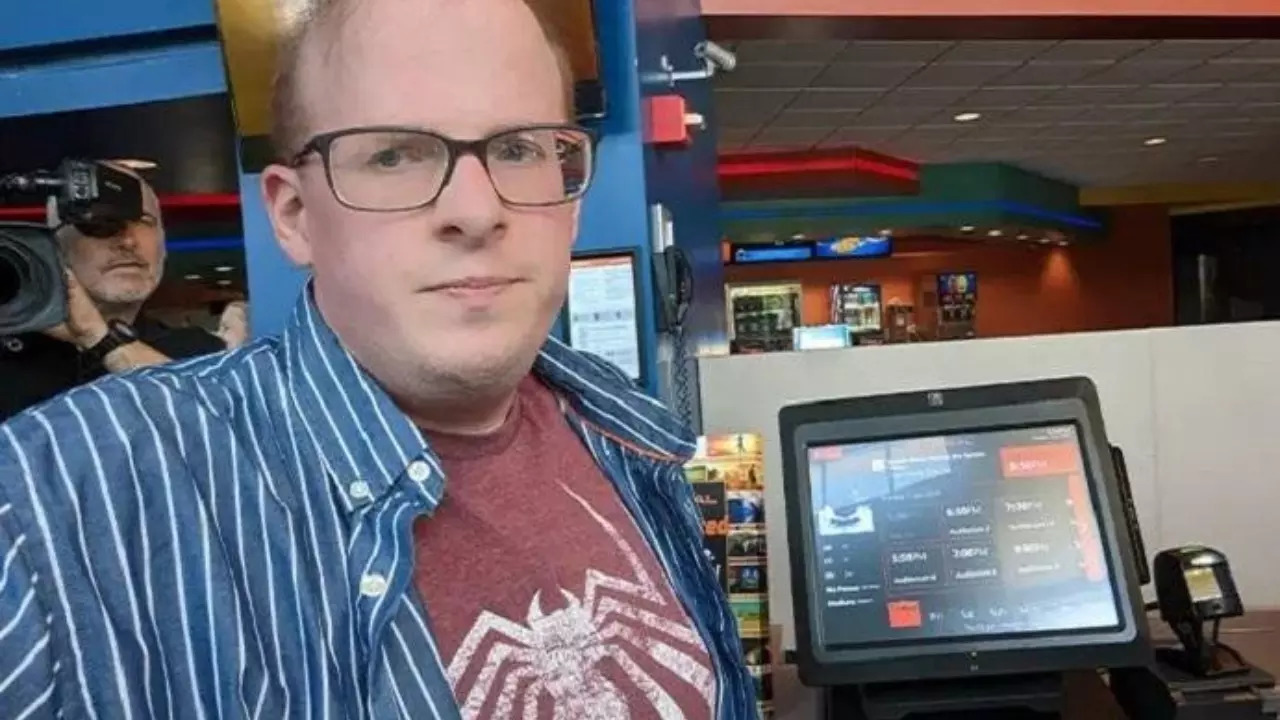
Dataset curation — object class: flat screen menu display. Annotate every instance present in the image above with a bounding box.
[806,424,1120,650]
[566,254,641,381]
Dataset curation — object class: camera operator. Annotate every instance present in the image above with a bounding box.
[0,166,226,421]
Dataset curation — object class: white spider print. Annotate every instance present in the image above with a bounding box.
[446,482,715,719]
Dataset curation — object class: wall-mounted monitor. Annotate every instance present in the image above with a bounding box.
[563,249,643,383]
[780,377,1150,688]
[814,236,892,259]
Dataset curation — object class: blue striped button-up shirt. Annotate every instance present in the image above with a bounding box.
[0,287,756,719]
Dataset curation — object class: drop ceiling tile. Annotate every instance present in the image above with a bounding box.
[850,105,940,124]
[993,60,1113,86]
[1125,83,1218,104]
[716,63,826,90]
[769,108,857,128]
[820,126,910,146]
[787,88,885,111]
[1172,60,1280,84]
[960,85,1057,109]
[898,124,974,144]
[1047,85,1141,105]
[838,41,953,63]
[876,87,971,107]
[1082,59,1200,85]
[1169,103,1247,121]
[1243,102,1280,119]
[900,61,1020,88]
[1008,104,1090,122]
[1222,40,1280,61]
[750,125,833,148]
[732,40,849,64]
[969,122,1052,137]
[1127,119,1192,138]
[937,40,1057,63]
[712,89,795,124]
[810,62,923,89]
[1037,40,1154,62]
[1097,103,1168,121]
[1128,40,1249,61]
[1190,83,1280,105]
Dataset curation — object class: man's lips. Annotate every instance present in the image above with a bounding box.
[422,276,520,292]
[105,262,146,272]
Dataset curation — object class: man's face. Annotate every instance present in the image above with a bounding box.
[272,0,579,398]
[61,208,166,308]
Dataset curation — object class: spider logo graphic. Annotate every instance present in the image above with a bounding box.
[447,483,715,719]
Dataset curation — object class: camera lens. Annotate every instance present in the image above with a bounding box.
[0,243,31,304]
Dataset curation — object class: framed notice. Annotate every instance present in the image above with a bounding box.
[563,249,643,383]
[684,433,774,719]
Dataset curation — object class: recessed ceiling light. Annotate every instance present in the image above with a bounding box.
[878,229,893,237]
[953,112,982,123]
[790,233,806,240]
[988,229,1004,238]
[1037,238,1052,245]
[960,225,976,233]
[215,265,235,273]
[1198,155,1220,164]
[1056,240,1069,247]
[112,158,158,170]
[1017,233,1030,241]
[184,274,203,281]
[1143,137,1167,147]
[216,279,233,287]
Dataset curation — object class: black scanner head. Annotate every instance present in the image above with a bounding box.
[1154,546,1243,626]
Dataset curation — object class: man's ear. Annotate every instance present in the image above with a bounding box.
[260,164,312,268]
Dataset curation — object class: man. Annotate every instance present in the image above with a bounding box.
[0,0,755,717]
[0,169,226,421]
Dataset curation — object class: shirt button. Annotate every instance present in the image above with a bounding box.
[348,480,371,501]
[407,461,431,483]
[360,573,388,598]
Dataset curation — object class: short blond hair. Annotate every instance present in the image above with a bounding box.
[270,0,577,160]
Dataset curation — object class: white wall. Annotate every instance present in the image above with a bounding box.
[699,321,1280,649]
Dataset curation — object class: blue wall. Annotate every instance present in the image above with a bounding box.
[633,0,728,357]
[0,1,225,118]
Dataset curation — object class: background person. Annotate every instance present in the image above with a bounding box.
[0,167,225,421]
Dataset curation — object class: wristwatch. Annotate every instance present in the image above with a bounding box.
[82,319,139,367]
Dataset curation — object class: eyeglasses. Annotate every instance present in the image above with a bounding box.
[290,124,597,212]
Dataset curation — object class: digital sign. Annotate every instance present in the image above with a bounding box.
[814,236,892,259]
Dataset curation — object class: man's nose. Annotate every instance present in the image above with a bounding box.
[433,154,505,242]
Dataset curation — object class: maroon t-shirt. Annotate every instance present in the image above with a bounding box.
[413,375,715,720]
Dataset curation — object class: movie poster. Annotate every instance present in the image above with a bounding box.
[684,433,773,719]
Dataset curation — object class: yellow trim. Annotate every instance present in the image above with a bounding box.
[1080,183,1280,207]
[213,0,284,138]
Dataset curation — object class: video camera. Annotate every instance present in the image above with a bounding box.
[0,160,145,335]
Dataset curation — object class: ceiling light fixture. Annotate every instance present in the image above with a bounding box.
[960,225,975,233]
[215,265,235,273]
[1056,240,1069,247]
[1017,233,1030,241]
[184,274,203,281]
[879,229,893,237]
[217,279,233,287]
[988,229,1003,238]
[1143,137,1167,147]
[953,112,982,123]
[1198,156,1220,164]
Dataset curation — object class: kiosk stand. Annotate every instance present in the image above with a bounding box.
[779,378,1279,720]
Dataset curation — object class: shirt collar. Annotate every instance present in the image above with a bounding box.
[279,283,697,514]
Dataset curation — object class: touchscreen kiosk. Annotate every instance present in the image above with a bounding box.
[780,378,1150,689]
[563,250,643,383]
